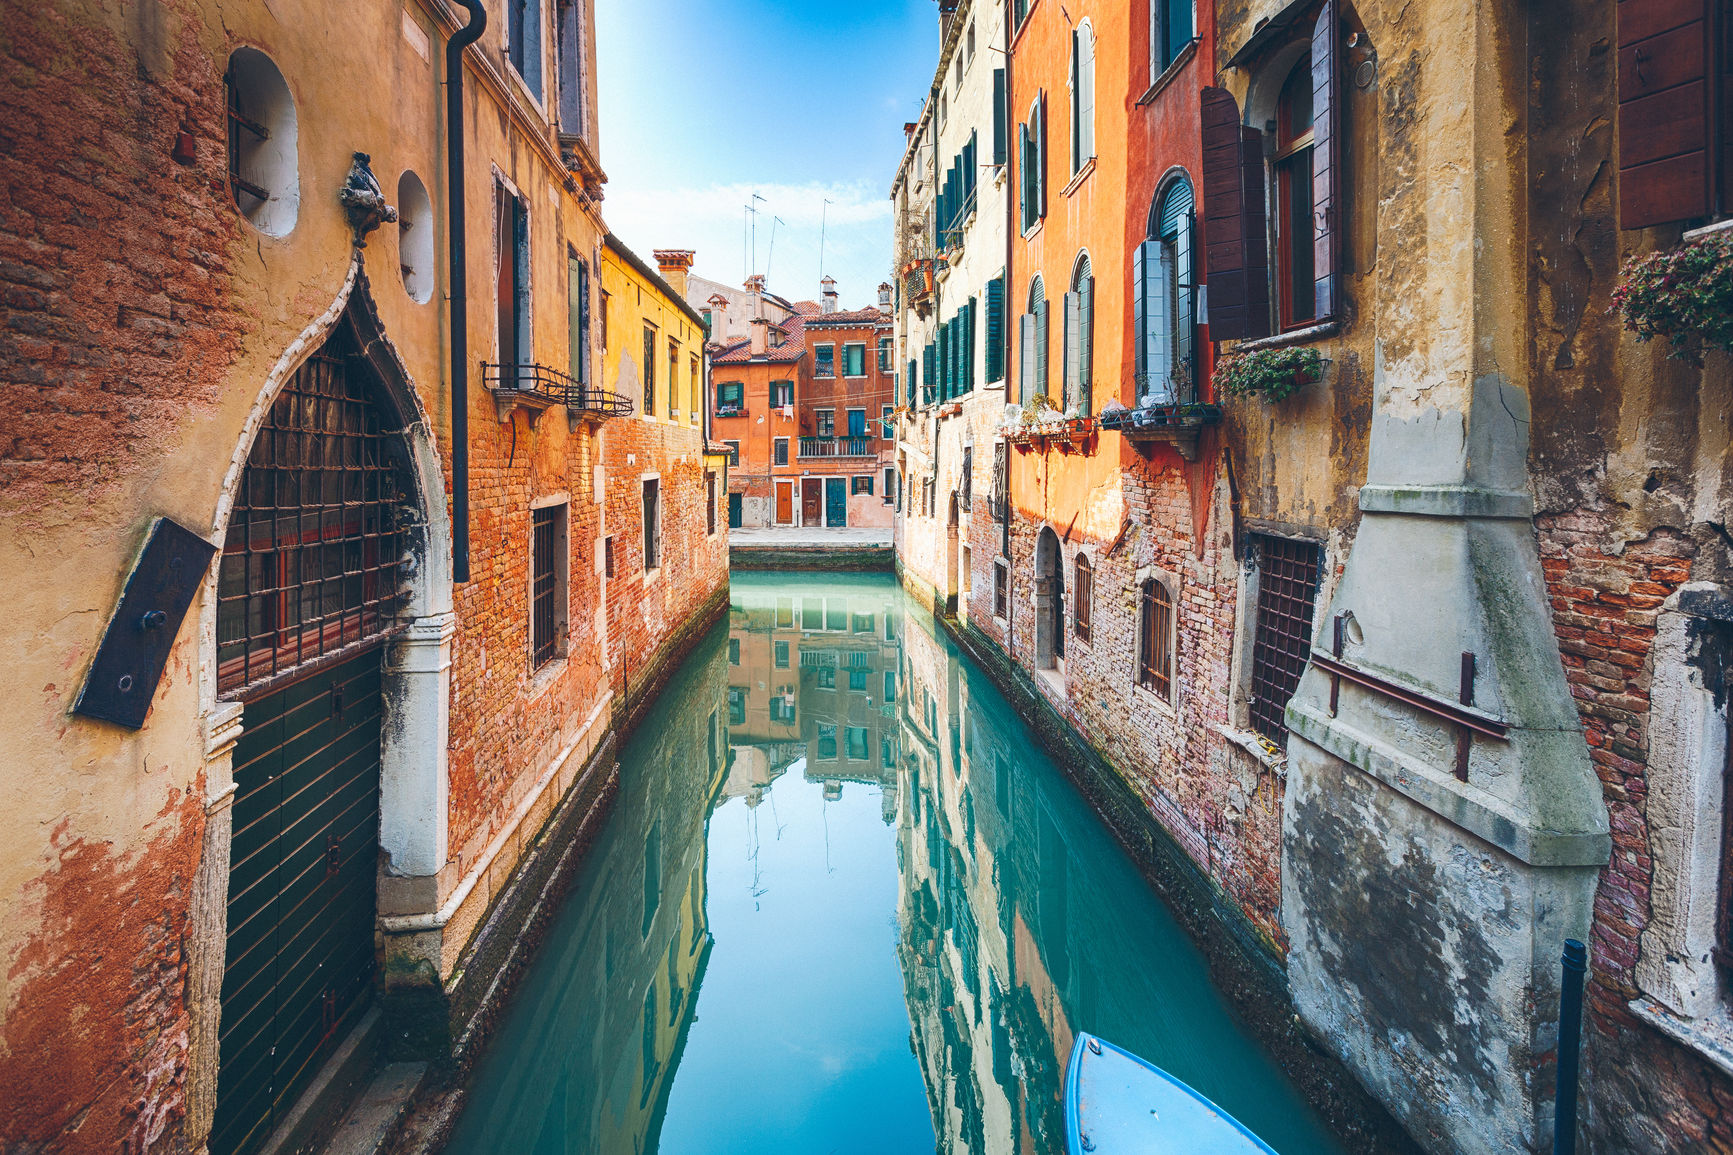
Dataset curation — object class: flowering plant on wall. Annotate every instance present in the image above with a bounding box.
[1611,234,1733,365]
[1215,346,1325,402]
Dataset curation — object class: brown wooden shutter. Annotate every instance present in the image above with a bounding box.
[1311,0,1341,320]
[1200,87,1271,340]
[1618,0,1712,228]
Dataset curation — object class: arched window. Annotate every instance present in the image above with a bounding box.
[1071,21,1096,172]
[225,48,299,237]
[1063,253,1095,414]
[1138,578,1174,701]
[1074,554,1094,644]
[1274,56,1317,329]
[1134,176,1196,406]
[1019,274,1049,401]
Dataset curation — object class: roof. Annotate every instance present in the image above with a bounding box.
[793,300,823,316]
[711,312,809,366]
[803,306,893,329]
[602,233,710,333]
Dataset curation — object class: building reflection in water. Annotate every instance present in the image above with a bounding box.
[447,574,1340,1155]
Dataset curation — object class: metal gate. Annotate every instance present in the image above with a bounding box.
[210,312,408,1155]
[211,651,383,1155]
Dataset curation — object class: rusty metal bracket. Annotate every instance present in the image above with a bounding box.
[1308,649,1508,757]
[73,518,216,730]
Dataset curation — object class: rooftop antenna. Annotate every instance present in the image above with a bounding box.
[765,216,787,284]
[819,197,834,281]
[750,191,766,278]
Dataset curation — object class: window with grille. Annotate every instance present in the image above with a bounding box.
[642,325,657,415]
[774,438,789,466]
[1075,555,1094,644]
[706,471,717,535]
[531,505,564,669]
[216,318,410,695]
[994,561,1009,619]
[1138,578,1173,701]
[1248,534,1322,745]
[642,479,661,570]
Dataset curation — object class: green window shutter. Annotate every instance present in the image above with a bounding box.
[1080,275,1095,413]
[1035,296,1049,396]
[993,69,1007,165]
[1018,122,1032,231]
[967,298,978,391]
[1036,95,1048,220]
[985,276,1005,384]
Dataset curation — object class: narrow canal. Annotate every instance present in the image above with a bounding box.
[444,572,1344,1155]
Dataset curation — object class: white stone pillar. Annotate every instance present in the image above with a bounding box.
[380,612,454,882]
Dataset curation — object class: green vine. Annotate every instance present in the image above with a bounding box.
[1610,234,1733,365]
[1215,346,1324,402]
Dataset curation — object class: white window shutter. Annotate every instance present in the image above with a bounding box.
[1018,313,1035,397]
[1146,246,1174,405]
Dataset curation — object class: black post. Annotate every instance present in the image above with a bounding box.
[1554,938,1587,1155]
[445,0,487,584]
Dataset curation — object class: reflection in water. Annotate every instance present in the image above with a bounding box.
[446,573,1343,1155]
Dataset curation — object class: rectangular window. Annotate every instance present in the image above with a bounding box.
[884,670,897,701]
[776,598,794,628]
[771,380,794,408]
[848,669,868,692]
[495,183,530,382]
[884,467,896,505]
[878,337,893,372]
[689,355,701,425]
[1138,579,1173,700]
[853,612,874,633]
[994,560,1009,618]
[851,475,873,495]
[881,405,895,438]
[818,722,838,759]
[569,252,590,385]
[1248,534,1322,746]
[1074,556,1093,644]
[729,637,740,665]
[642,478,661,570]
[817,409,835,437]
[706,471,717,535]
[667,338,679,415]
[506,0,543,99]
[847,408,867,438]
[774,437,789,467]
[817,667,836,689]
[716,381,743,412]
[604,534,615,578]
[729,686,747,725]
[724,440,740,466]
[815,344,836,377]
[642,325,658,415]
[775,640,790,668]
[826,602,847,631]
[843,343,867,377]
[846,726,869,761]
[599,289,610,351]
[531,503,565,669]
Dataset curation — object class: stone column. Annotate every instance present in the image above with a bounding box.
[379,612,455,899]
[184,699,244,1155]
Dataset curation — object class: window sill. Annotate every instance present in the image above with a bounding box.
[1215,723,1287,775]
[1132,681,1176,718]
[1138,40,1200,106]
[1021,219,1044,242]
[527,655,568,703]
[1629,996,1733,1083]
[1062,158,1096,198]
[1232,319,1340,353]
[1683,217,1733,242]
[642,565,662,588]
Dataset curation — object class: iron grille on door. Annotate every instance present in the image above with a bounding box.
[1248,534,1322,746]
[216,319,409,695]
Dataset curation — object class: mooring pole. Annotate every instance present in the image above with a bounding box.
[1553,938,1587,1155]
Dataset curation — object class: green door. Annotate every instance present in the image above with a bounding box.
[825,477,848,527]
[212,650,384,1155]
[728,493,743,529]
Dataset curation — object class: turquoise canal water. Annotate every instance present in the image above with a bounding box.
[443,572,1344,1155]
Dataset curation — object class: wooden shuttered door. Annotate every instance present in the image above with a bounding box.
[1200,87,1272,340]
[1312,0,1342,320]
[1617,0,1715,227]
[986,275,1006,384]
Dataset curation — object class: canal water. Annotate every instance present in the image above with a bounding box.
[444,572,1344,1155]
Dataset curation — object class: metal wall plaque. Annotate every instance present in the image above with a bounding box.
[73,517,217,729]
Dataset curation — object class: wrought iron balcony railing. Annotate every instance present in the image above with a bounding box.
[483,362,634,424]
[798,437,875,459]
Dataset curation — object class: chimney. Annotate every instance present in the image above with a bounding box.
[707,293,729,338]
[904,122,918,140]
[821,275,838,314]
[877,282,893,310]
[749,316,770,356]
[653,249,695,298]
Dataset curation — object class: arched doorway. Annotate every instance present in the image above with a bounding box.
[207,298,425,1155]
[1035,527,1064,670]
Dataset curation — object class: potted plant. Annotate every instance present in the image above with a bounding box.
[1063,404,1096,439]
[1611,233,1733,365]
[1215,346,1326,402]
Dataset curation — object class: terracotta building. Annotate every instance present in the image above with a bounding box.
[0,1,726,1152]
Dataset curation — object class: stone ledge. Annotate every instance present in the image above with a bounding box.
[1357,484,1534,520]
[1629,996,1733,1083]
[1287,703,1611,867]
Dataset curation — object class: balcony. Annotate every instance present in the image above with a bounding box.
[483,362,633,428]
[798,437,876,459]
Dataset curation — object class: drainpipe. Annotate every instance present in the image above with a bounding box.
[1002,0,1016,661]
[446,0,487,583]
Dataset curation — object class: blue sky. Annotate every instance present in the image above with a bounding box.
[596,0,937,310]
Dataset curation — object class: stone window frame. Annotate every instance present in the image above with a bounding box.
[527,493,570,680]
[1130,563,1180,717]
[1072,551,1095,648]
[640,472,662,581]
[993,559,1010,623]
[1631,586,1733,1079]
[1225,523,1334,758]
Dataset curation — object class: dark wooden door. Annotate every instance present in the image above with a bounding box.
[775,482,793,524]
[212,651,383,1155]
[802,478,822,525]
